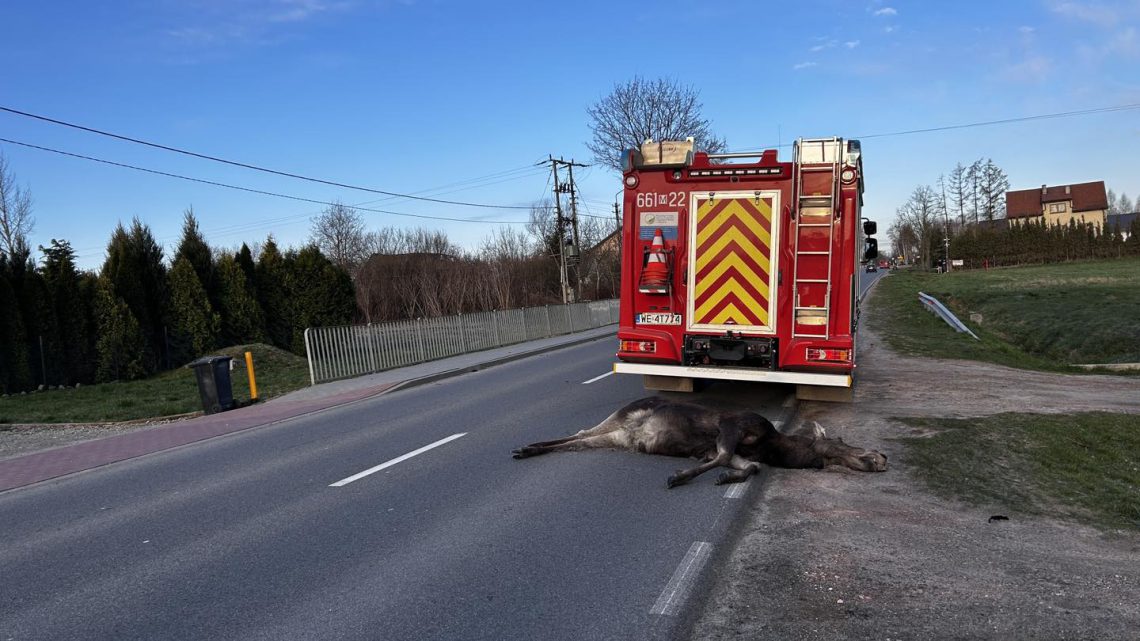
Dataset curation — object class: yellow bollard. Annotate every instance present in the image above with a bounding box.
[244,351,258,401]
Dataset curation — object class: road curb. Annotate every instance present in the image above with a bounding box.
[382,330,615,395]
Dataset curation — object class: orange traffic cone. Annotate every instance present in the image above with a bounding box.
[639,229,670,294]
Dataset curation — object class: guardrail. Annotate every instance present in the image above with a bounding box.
[304,300,619,385]
[918,292,980,340]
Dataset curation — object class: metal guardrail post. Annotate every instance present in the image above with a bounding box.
[365,325,378,373]
[304,327,316,385]
[918,292,980,340]
[416,318,427,362]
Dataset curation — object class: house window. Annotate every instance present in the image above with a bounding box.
[1048,202,1067,213]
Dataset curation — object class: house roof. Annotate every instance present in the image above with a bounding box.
[1005,181,1108,218]
[1108,212,1139,231]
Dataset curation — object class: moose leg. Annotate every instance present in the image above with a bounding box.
[714,455,762,485]
[665,427,740,488]
[511,411,628,459]
[512,433,625,459]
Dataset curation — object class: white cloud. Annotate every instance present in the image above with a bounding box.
[268,0,351,23]
[845,40,861,49]
[884,25,896,33]
[1050,1,1119,27]
[1107,26,1139,55]
[1002,55,1053,83]
[873,7,898,16]
[160,0,358,58]
[1018,26,1036,34]
[793,61,818,70]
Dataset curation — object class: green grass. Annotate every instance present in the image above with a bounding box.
[869,258,1140,371]
[0,344,310,424]
[896,412,1140,531]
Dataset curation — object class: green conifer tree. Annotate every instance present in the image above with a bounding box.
[216,254,266,346]
[94,278,148,382]
[173,208,217,307]
[101,219,168,373]
[255,237,293,350]
[167,257,220,364]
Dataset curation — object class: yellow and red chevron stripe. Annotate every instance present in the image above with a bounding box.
[692,197,774,327]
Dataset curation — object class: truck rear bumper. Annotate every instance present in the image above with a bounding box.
[612,362,852,388]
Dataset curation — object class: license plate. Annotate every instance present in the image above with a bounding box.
[636,313,682,325]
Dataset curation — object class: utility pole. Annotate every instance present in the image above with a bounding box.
[549,156,569,304]
[567,161,584,302]
[941,175,952,273]
[544,155,589,304]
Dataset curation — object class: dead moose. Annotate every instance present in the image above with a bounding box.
[511,397,888,488]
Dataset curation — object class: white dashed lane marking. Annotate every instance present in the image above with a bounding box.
[581,371,614,384]
[329,433,467,487]
[650,541,713,616]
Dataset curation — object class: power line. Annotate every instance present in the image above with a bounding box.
[0,137,529,225]
[730,102,1140,152]
[0,105,533,210]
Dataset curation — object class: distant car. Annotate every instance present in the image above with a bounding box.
[865,263,877,273]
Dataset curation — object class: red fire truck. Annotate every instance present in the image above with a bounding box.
[612,137,877,401]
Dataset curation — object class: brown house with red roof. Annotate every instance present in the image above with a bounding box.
[1005,181,1108,229]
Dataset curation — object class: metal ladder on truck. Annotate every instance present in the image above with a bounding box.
[791,137,842,339]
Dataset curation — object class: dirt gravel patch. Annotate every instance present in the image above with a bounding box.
[689,304,1140,640]
[0,417,192,462]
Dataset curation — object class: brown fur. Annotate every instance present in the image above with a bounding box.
[512,397,887,488]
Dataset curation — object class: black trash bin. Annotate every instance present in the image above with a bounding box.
[189,355,235,414]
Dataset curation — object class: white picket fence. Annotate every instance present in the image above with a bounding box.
[303,300,619,385]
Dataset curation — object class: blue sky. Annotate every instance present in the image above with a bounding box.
[2,0,1138,270]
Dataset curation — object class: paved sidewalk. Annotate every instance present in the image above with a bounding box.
[0,326,616,493]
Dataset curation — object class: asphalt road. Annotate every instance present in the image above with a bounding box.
[0,338,791,641]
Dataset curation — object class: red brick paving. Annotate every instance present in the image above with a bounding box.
[0,383,395,493]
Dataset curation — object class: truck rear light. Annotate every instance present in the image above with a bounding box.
[806,347,851,362]
[620,340,656,353]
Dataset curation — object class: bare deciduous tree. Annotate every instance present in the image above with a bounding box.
[310,201,368,274]
[896,185,943,268]
[586,77,727,172]
[1120,193,1135,214]
[480,226,534,309]
[0,152,34,259]
[977,159,1010,222]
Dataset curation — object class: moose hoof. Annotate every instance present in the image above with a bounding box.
[666,474,685,489]
[714,472,730,485]
[511,449,529,459]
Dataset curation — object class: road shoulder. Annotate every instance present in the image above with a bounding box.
[687,289,1140,640]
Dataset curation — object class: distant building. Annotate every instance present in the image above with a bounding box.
[971,219,1007,232]
[1107,212,1138,241]
[1005,181,1108,229]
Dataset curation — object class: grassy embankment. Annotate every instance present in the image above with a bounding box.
[867,257,1140,370]
[870,257,1140,531]
[0,344,309,424]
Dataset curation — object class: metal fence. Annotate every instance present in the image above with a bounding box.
[304,300,620,385]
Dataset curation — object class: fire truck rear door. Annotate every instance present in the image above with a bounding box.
[686,191,781,334]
